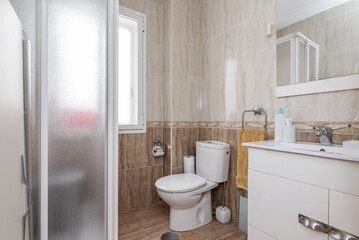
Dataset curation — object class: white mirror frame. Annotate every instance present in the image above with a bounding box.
[276,74,359,97]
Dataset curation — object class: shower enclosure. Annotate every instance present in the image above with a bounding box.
[31,0,118,239]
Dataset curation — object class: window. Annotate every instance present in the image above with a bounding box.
[117,6,146,134]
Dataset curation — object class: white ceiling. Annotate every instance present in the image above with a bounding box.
[276,0,349,30]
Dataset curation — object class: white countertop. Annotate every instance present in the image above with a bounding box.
[243,140,359,162]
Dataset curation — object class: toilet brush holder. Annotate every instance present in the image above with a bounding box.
[216,206,231,224]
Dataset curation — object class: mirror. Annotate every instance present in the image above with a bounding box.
[276,0,359,97]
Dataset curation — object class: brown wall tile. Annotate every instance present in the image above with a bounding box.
[332,133,359,145]
[163,165,171,176]
[172,166,184,174]
[118,134,126,171]
[172,128,198,168]
[198,127,212,141]
[118,170,126,213]
[225,175,239,225]
[211,128,239,177]
[124,127,164,169]
[125,167,154,211]
[119,126,164,212]
[152,165,163,203]
[163,127,171,167]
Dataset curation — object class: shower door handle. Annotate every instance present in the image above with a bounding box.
[21,155,32,240]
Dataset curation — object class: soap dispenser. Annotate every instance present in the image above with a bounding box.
[275,108,286,141]
[283,119,296,143]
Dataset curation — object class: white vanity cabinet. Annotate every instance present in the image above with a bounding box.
[244,141,359,240]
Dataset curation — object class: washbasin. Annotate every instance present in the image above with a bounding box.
[279,141,359,156]
[243,140,359,162]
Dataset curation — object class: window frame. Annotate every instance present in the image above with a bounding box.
[117,6,146,134]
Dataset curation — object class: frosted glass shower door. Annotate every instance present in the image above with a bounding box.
[47,0,107,239]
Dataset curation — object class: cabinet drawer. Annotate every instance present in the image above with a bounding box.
[248,148,359,196]
[249,170,328,240]
[248,225,276,240]
[329,190,359,236]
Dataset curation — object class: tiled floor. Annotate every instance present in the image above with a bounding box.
[119,203,247,240]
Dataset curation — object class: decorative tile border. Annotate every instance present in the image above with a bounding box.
[146,121,359,134]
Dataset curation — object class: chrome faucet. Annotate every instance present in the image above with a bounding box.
[312,125,333,146]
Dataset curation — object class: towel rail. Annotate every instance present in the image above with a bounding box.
[242,107,267,133]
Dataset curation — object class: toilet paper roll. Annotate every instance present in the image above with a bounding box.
[183,156,195,166]
[152,145,165,157]
[184,166,195,174]
[183,156,195,173]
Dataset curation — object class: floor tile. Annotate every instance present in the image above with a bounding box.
[118,203,247,240]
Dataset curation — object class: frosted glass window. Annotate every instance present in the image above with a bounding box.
[118,7,146,133]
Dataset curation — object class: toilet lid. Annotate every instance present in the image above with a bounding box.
[155,173,207,193]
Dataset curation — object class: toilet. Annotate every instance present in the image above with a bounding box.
[155,141,230,231]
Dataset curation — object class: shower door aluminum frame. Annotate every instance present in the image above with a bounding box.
[38,0,118,239]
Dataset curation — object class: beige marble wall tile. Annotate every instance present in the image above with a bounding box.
[224,26,241,76]
[212,0,226,38]
[330,89,359,122]
[167,0,199,123]
[345,8,359,48]
[154,3,164,45]
[239,0,275,22]
[199,0,214,43]
[172,0,199,45]
[343,46,359,77]
[224,0,241,30]
[240,42,276,121]
[212,74,241,122]
[275,93,332,122]
[184,0,200,9]
[163,0,172,122]
[198,41,212,121]
[172,40,198,83]
[172,81,198,121]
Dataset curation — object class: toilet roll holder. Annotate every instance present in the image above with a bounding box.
[153,140,165,157]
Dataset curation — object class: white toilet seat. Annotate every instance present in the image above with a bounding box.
[155,173,207,193]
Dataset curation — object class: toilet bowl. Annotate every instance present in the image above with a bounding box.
[155,141,231,232]
[155,173,218,231]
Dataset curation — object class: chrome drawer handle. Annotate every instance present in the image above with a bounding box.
[298,214,359,240]
[329,229,359,240]
[298,214,329,234]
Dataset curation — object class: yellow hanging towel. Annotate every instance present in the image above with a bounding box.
[236,129,266,190]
